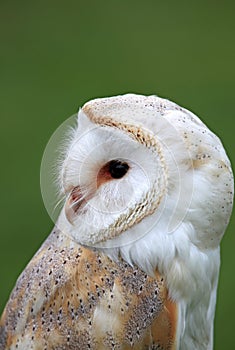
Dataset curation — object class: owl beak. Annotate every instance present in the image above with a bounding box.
[65,186,86,224]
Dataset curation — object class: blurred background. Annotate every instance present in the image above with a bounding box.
[0,0,234,348]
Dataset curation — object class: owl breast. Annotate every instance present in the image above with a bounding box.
[0,229,177,350]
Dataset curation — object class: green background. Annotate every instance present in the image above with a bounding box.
[0,0,234,348]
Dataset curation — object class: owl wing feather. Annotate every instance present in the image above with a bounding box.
[0,228,178,350]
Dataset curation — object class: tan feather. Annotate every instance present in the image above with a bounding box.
[0,228,177,350]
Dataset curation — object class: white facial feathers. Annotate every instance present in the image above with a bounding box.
[60,108,167,246]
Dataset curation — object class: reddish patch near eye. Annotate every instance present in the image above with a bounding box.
[96,163,113,188]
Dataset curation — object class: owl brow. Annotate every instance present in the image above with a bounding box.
[86,114,167,187]
[86,114,159,151]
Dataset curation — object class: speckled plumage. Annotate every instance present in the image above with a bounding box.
[0,229,177,350]
[0,94,233,350]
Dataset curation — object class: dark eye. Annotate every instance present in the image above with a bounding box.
[108,160,129,179]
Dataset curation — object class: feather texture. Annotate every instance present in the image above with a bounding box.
[0,228,178,350]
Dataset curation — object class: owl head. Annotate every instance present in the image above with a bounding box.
[57,94,233,260]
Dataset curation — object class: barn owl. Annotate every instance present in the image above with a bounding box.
[0,94,233,350]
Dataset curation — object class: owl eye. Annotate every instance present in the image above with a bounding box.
[108,160,129,179]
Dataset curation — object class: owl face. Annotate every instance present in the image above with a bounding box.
[60,108,167,246]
